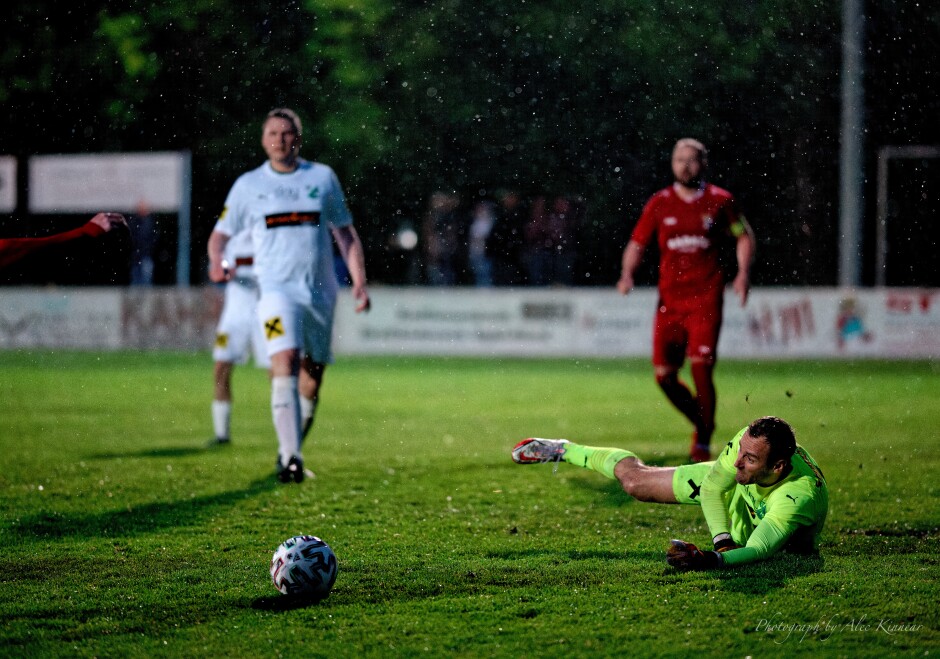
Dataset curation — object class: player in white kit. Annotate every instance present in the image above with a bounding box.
[207,108,371,482]
[208,226,270,446]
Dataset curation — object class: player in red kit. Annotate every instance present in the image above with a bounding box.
[617,139,755,463]
[0,212,127,269]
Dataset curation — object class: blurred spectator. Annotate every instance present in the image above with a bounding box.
[422,192,462,285]
[385,220,422,285]
[524,195,582,286]
[467,199,497,287]
[129,199,158,286]
[487,190,527,286]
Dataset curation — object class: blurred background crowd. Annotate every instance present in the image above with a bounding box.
[415,190,586,288]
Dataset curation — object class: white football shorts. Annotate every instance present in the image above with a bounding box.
[256,286,335,364]
[213,278,271,368]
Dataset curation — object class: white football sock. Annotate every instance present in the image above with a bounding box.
[271,376,301,464]
[212,400,231,440]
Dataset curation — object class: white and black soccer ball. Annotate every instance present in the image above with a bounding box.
[270,535,338,598]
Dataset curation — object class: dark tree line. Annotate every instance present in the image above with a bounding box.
[1,0,937,286]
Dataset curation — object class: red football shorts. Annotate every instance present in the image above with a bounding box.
[652,296,723,368]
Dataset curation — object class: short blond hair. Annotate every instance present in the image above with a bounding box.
[673,138,708,167]
[265,108,303,137]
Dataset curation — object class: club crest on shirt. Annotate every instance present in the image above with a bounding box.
[755,500,767,519]
[702,214,715,230]
[664,216,678,226]
[744,491,768,520]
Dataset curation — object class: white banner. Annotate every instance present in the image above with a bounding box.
[334,287,940,359]
[0,156,16,213]
[120,287,223,349]
[333,288,587,357]
[721,288,940,358]
[28,152,188,213]
[0,289,122,349]
[0,287,938,358]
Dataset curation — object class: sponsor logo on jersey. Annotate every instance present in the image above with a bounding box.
[665,234,710,252]
[664,216,678,226]
[264,317,285,340]
[265,211,322,229]
[274,185,300,201]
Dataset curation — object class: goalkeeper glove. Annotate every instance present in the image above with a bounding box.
[713,533,740,553]
[666,539,723,570]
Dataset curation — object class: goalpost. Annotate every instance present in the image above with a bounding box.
[875,145,940,287]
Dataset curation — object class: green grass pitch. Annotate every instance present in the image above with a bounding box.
[1,351,938,656]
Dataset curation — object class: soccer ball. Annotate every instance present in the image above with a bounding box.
[270,535,338,598]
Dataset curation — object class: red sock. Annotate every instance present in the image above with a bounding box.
[690,361,716,445]
[656,372,702,430]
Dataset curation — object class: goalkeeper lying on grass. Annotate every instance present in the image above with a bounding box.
[512,416,828,569]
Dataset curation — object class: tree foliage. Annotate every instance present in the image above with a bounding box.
[1,0,937,284]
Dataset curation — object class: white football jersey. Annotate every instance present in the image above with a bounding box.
[213,159,352,306]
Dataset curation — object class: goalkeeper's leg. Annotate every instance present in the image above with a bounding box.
[563,443,680,503]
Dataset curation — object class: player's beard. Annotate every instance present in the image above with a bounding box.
[675,176,702,190]
[272,151,300,172]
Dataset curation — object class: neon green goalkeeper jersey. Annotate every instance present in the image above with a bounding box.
[700,427,829,567]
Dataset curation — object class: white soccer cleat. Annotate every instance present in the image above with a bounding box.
[511,438,570,464]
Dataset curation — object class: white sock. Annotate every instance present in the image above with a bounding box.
[212,400,231,440]
[271,376,301,465]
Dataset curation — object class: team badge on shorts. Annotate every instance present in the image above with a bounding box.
[264,317,285,340]
[215,333,229,348]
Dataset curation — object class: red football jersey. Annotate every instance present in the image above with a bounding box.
[630,183,741,309]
